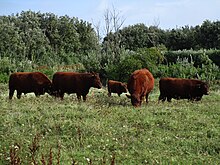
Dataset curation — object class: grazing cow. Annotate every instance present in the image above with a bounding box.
[126,68,154,107]
[158,77,209,102]
[9,72,53,99]
[52,72,102,100]
[107,80,127,97]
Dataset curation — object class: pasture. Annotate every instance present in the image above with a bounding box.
[0,82,220,164]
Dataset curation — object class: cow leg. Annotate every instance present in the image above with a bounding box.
[108,92,111,97]
[82,95,87,101]
[77,94,81,101]
[195,96,202,101]
[60,92,64,100]
[167,97,172,102]
[9,89,14,99]
[145,94,149,103]
[158,94,166,102]
[35,92,40,97]
[55,91,60,98]
[17,91,22,99]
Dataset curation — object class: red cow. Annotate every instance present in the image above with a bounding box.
[107,80,127,97]
[9,72,53,99]
[158,77,209,102]
[52,72,102,100]
[126,68,154,107]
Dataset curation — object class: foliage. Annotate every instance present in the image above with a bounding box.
[0,11,99,64]
[117,24,166,50]
[163,49,219,67]
[155,53,220,81]
[198,63,220,82]
[105,20,220,51]
[0,11,219,84]
[105,55,142,82]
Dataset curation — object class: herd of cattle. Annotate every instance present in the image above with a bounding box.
[8,68,209,107]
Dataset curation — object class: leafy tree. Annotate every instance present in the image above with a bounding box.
[198,20,220,49]
[0,10,100,66]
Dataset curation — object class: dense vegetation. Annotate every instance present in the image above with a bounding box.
[0,11,220,84]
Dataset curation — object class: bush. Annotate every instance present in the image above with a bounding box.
[0,57,16,74]
[155,57,219,82]
[0,73,9,83]
[105,56,143,82]
[163,49,219,67]
[198,63,220,82]
[207,49,220,67]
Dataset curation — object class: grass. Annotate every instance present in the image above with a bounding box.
[0,82,220,164]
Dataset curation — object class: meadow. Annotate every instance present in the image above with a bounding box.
[0,82,220,164]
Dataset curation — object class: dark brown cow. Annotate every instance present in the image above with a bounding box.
[107,80,127,97]
[52,72,102,100]
[9,72,53,99]
[126,68,154,107]
[158,77,209,102]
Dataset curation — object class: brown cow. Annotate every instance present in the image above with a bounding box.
[9,72,53,99]
[52,72,102,100]
[107,80,127,97]
[126,68,154,107]
[158,77,209,102]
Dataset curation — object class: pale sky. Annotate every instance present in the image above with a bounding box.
[0,0,219,30]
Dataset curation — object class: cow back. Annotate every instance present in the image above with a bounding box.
[9,72,52,94]
[52,72,102,94]
[108,80,127,94]
[159,78,208,100]
[127,68,154,106]
[127,68,154,95]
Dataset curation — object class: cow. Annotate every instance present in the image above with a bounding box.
[52,72,102,100]
[158,77,209,102]
[107,80,127,97]
[9,72,53,99]
[126,68,155,107]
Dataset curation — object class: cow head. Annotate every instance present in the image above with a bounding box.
[90,73,102,89]
[44,83,54,96]
[120,83,127,93]
[126,93,141,107]
[197,82,209,95]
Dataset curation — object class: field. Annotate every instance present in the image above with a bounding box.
[0,82,220,164]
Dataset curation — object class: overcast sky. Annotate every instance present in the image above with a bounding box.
[0,0,219,29]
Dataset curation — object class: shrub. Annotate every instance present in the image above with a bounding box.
[198,63,220,82]
[0,57,16,74]
[106,56,143,82]
[0,73,9,83]
[163,49,219,67]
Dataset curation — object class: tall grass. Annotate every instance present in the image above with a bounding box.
[0,83,220,164]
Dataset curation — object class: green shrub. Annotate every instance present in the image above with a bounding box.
[164,49,219,67]
[198,63,220,82]
[0,73,9,83]
[207,49,220,67]
[0,57,16,74]
[105,56,143,82]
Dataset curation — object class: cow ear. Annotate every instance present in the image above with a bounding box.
[126,94,131,98]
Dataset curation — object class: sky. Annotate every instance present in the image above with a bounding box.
[0,0,220,30]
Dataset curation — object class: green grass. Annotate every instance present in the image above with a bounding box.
[0,83,220,164]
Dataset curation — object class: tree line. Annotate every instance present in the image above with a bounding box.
[0,10,219,83]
